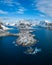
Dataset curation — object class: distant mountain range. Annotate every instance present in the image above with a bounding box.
[38,20,52,28]
[1,19,52,28]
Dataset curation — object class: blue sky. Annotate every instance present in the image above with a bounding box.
[0,0,52,22]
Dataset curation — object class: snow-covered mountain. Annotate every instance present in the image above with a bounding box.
[1,25,10,30]
[38,20,52,28]
[39,21,47,27]
[2,19,52,28]
[0,23,13,30]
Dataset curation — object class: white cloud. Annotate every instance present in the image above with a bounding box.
[0,0,20,6]
[17,11,24,14]
[39,14,45,18]
[33,0,52,17]
[17,7,27,14]
[0,17,18,23]
[0,10,8,14]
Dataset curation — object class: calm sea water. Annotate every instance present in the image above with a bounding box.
[0,26,52,65]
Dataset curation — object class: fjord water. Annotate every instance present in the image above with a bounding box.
[0,26,52,65]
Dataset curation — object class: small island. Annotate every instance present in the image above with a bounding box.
[16,21,38,54]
